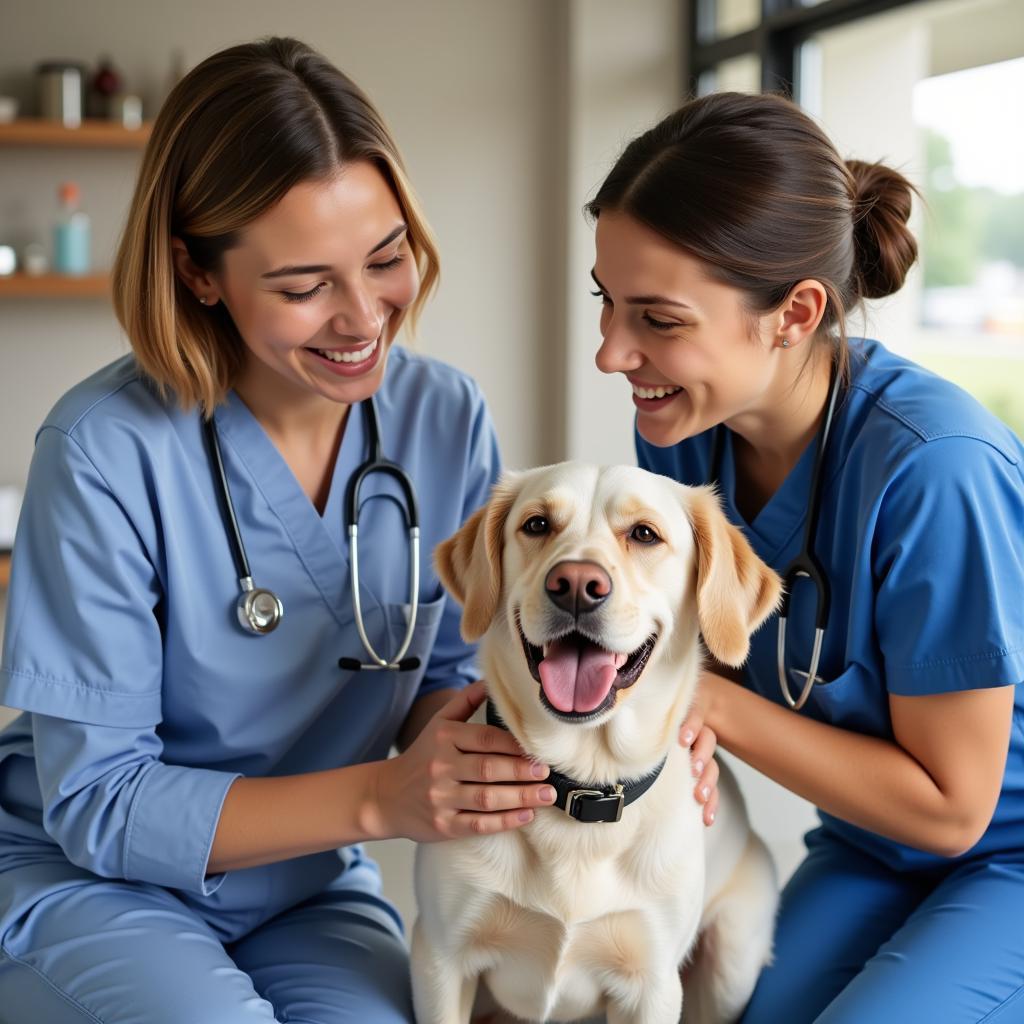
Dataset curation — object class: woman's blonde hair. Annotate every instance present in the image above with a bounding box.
[112,36,440,415]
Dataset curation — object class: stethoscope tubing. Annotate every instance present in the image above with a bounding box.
[207,397,421,670]
[206,411,254,586]
[709,357,843,711]
[346,520,420,670]
[205,413,286,634]
[341,399,421,671]
[774,358,841,709]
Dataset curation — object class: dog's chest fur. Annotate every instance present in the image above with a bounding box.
[417,747,706,1020]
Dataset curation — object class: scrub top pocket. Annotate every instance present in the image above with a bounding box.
[803,661,888,736]
[383,593,447,725]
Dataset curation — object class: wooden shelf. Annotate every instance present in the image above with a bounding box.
[0,120,145,298]
[0,118,152,149]
[0,273,110,298]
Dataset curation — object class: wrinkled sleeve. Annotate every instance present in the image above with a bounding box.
[0,427,239,894]
[2,427,164,725]
[417,391,502,697]
[874,436,1024,696]
[30,714,237,894]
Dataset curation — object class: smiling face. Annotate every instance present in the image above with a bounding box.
[503,464,695,724]
[212,160,419,410]
[592,211,783,449]
[435,463,782,741]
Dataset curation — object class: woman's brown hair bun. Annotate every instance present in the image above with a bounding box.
[587,93,925,382]
[847,159,920,302]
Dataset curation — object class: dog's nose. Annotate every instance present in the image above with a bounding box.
[545,561,612,616]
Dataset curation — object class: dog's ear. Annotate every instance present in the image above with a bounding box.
[434,473,521,642]
[686,485,782,667]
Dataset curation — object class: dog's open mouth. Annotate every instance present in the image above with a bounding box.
[517,616,656,721]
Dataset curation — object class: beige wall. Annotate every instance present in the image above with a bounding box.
[0,0,576,487]
[0,0,690,473]
[563,0,684,468]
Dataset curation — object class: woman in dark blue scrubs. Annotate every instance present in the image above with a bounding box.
[589,91,1024,1022]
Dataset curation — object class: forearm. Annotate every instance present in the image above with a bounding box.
[207,759,388,874]
[209,687,463,874]
[708,673,983,857]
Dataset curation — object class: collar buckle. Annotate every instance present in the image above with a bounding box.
[565,784,624,823]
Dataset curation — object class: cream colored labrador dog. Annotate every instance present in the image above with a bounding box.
[412,463,782,1024]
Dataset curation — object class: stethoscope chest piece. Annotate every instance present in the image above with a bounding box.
[206,398,420,667]
[237,581,284,635]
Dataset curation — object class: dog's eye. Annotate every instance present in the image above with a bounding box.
[521,515,550,536]
[630,524,661,545]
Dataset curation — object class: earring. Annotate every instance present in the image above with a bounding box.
[199,296,208,305]
[781,338,791,348]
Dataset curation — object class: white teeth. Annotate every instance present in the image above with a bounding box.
[316,338,378,364]
[632,383,682,400]
[539,640,629,666]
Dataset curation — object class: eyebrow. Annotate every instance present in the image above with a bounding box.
[259,224,408,279]
[590,269,695,311]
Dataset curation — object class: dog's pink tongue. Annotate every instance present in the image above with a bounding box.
[538,638,619,713]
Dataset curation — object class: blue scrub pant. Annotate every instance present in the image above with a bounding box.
[0,865,413,1023]
[740,827,1024,1023]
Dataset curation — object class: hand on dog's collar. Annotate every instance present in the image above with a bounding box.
[485,700,667,824]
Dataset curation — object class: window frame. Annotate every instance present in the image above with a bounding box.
[686,0,925,95]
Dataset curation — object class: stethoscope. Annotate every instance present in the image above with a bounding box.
[708,358,842,711]
[204,396,422,671]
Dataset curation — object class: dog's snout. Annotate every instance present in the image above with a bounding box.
[545,561,612,616]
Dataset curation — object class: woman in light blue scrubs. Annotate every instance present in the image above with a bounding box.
[0,37,562,1023]
[589,92,1024,1022]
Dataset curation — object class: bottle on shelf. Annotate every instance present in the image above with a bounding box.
[53,181,92,276]
[89,57,124,119]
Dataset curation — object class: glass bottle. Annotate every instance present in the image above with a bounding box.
[53,181,92,276]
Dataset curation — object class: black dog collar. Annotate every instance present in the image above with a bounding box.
[486,700,666,824]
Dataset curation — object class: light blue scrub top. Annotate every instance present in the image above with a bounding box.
[639,338,1024,871]
[0,345,499,928]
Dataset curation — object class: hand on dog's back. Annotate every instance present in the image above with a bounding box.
[370,680,557,842]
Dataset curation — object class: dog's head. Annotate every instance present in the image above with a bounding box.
[436,463,780,729]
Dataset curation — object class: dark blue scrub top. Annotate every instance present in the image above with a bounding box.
[638,338,1024,870]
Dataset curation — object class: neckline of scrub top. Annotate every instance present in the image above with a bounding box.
[321,401,365,529]
[717,426,822,563]
[212,390,383,629]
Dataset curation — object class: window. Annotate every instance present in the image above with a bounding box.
[685,0,1024,433]
[912,57,1024,434]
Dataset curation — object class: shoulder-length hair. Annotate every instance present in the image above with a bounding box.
[112,36,439,415]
